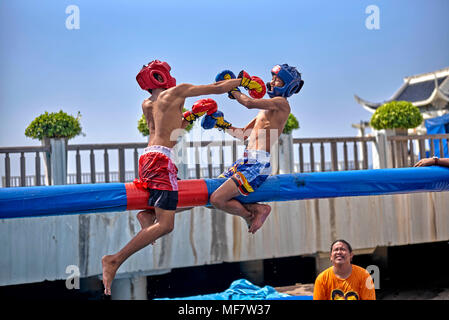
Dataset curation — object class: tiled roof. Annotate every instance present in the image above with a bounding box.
[354,67,449,112]
[396,77,446,102]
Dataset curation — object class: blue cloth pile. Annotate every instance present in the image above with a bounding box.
[155,278,312,300]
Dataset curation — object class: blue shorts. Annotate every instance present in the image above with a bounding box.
[218,149,271,196]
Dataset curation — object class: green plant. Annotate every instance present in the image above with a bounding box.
[370,101,423,130]
[137,114,150,136]
[25,110,83,140]
[283,113,300,134]
[137,108,193,137]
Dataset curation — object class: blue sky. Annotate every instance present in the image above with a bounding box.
[0,0,448,148]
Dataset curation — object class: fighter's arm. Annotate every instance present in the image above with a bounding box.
[231,91,288,111]
[414,157,449,168]
[224,126,248,141]
[141,100,155,134]
[180,117,191,130]
[173,80,241,98]
[243,117,257,131]
[225,126,245,140]
[225,118,256,141]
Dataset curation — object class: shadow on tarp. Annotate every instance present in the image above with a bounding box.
[154,279,313,300]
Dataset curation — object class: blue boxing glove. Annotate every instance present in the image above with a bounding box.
[215,70,236,82]
[201,114,218,130]
[210,111,232,131]
[201,111,232,131]
[215,70,240,99]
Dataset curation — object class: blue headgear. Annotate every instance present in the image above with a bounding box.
[266,64,304,98]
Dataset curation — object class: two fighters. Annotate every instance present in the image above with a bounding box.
[101,60,263,296]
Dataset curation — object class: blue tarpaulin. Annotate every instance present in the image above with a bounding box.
[155,279,313,300]
[425,113,449,157]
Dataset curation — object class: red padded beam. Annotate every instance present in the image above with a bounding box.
[125,179,209,210]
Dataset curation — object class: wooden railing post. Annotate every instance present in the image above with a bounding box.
[90,149,96,183]
[330,142,338,171]
[118,147,125,183]
[20,152,26,187]
[75,148,81,184]
[104,149,110,183]
[5,152,11,187]
[35,151,41,186]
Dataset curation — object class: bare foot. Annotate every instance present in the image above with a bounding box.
[245,204,271,234]
[243,212,255,230]
[101,255,120,296]
[137,210,157,245]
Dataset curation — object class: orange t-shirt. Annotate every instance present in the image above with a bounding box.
[313,265,376,300]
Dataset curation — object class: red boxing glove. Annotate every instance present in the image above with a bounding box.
[192,98,218,116]
[247,76,266,99]
[182,110,196,124]
[238,70,252,88]
[238,71,266,99]
[183,98,218,124]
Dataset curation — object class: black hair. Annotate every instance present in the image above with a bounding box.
[330,239,353,253]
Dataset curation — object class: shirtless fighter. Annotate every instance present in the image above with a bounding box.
[207,65,304,234]
[101,60,262,296]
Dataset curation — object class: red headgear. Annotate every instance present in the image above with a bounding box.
[136,60,176,91]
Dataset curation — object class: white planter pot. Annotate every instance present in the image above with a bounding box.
[42,137,68,185]
[271,133,294,175]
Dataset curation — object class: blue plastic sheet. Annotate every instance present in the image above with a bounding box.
[155,279,312,300]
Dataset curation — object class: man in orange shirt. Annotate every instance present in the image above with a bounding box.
[313,239,376,300]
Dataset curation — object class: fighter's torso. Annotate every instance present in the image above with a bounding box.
[247,105,290,153]
[143,88,184,148]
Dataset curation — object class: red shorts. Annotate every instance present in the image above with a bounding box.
[137,146,179,191]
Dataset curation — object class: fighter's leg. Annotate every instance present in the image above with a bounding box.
[175,207,194,214]
[137,209,157,229]
[209,178,254,228]
[136,209,158,245]
[102,207,175,295]
[137,207,192,229]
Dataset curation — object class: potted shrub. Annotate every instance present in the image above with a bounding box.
[370,101,423,168]
[369,101,423,135]
[25,110,83,185]
[283,113,300,135]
